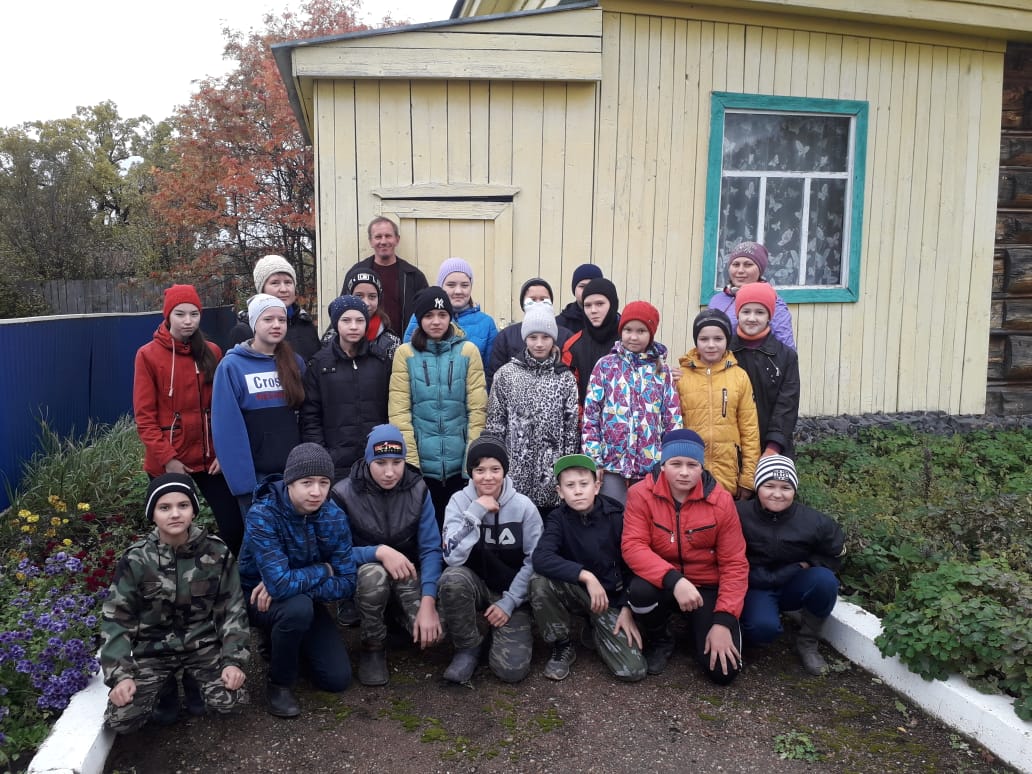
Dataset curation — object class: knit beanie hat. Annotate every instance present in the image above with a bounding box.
[727,241,769,279]
[571,263,603,293]
[162,284,203,320]
[365,424,406,463]
[437,257,474,286]
[247,293,287,330]
[660,429,705,465]
[553,454,597,479]
[253,254,296,294]
[692,308,732,345]
[581,278,619,314]
[284,443,334,484]
[734,281,777,319]
[344,267,383,296]
[328,294,370,330]
[145,473,200,522]
[519,277,554,308]
[620,300,660,345]
[521,302,559,341]
[466,435,509,477]
[413,286,454,322]
[754,454,799,491]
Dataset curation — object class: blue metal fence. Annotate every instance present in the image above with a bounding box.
[0,309,235,510]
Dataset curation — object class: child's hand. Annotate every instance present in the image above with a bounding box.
[735,486,754,501]
[412,596,442,648]
[376,545,417,580]
[250,582,272,612]
[613,606,642,650]
[579,570,609,613]
[109,678,137,707]
[474,495,500,513]
[484,603,509,628]
[221,665,246,691]
[673,578,703,611]
[704,623,741,675]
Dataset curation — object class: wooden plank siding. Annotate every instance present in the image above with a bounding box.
[589,11,1001,415]
[312,78,597,328]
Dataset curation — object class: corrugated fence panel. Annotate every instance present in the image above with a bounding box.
[0,309,234,511]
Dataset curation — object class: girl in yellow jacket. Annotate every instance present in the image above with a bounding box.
[677,309,760,499]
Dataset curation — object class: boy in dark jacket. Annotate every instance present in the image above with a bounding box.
[238,444,357,718]
[622,429,749,685]
[101,474,248,733]
[330,424,443,687]
[530,455,645,682]
[737,455,845,675]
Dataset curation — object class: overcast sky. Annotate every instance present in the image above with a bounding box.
[1,0,456,127]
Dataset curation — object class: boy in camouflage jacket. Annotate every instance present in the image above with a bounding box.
[101,474,249,733]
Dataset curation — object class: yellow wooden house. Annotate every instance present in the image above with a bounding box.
[273,0,1032,416]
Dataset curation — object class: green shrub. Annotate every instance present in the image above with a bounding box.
[875,558,1032,721]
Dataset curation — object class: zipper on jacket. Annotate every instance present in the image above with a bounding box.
[168,412,181,446]
[422,360,431,387]
[683,523,716,542]
[721,388,728,418]
[674,501,685,570]
[653,521,676,544]
[448,360,454,389]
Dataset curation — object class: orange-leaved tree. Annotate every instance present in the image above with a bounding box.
[151,0,402,307]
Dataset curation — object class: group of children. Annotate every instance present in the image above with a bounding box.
[110,233,843,729]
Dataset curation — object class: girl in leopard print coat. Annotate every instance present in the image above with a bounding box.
[485,303,579,516]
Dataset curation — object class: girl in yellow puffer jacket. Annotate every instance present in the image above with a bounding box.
[677,309,760,499]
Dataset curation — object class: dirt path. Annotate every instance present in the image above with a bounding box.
[105,625,1014,773]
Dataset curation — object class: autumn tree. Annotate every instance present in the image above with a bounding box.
[151,0,392,306]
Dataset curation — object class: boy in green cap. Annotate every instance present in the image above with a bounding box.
[529,454,646,682]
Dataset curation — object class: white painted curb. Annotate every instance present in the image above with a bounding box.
[26,668,112,774]
[25,599,1032,773]
[826,599,1032,774]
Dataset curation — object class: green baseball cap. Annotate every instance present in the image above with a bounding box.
[553,454,597,479]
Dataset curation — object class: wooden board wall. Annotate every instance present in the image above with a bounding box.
[591,10,1003,416]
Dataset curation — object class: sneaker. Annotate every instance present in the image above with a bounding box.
[442,646,480,684]
[543,639,577,681]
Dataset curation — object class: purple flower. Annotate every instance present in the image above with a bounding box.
[15,659,33,674]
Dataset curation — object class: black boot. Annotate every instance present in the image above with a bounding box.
[182,671,205,717]
[358,642,389,686]
[150,674,180,726]
[644,624,676,675]
[266,682,301,718]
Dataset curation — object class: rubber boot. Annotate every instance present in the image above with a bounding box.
[182,671,206,716]
[796,611,829,676]
[443,645,480,684]
[266,681,301,718]
[644,624,676,676]
[150,674,180,726]
[358,641,389,686]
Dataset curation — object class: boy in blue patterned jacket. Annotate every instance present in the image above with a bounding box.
[238,443,357,718]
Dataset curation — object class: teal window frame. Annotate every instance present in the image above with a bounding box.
[701,92,868,304]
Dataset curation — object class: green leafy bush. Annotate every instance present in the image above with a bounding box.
[875,558,1032,721]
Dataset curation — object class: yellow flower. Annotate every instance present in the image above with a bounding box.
[20,525,31,533]
[26,514,39,524]
[77,502,90,511]
[15,572,25,582]
[62,538,73,547]
[51,517,62,526]
[47,494,61,505]
[55,501,68,513]
[62,519,69,525]
[44,528,56,538]
[18,509,32,518]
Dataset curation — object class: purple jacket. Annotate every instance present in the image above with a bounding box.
[708,286,796,351]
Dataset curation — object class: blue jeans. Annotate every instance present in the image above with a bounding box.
[740,566,839,645]
[247,592,352,691]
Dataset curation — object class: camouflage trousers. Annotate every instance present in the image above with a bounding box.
[104,644,246,734]
[355,563,427,645]
[529,575,647,682]
[437,566,533,683]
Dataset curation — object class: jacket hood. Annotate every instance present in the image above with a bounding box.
[252,475,299,515]
[425,323,468,353]
[515,347,565,373]
[227,341,278,361]
[146,523,212,556]
[680,348,738,372]
[151,322,193,355]
[610,340,670,363]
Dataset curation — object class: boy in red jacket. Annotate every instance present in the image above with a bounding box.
[622,429,748,684]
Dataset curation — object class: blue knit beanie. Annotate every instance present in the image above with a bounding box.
[571,263,603,293]
[661,429,705,465]
[365,424,406,463]
[329,294,369,330]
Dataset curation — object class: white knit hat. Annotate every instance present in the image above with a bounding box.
[253,255,296,294]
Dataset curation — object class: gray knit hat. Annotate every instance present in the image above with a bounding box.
[253,254,296,294]
[247,293,287,331]
[284,443,334,484]
[521,301,559,341]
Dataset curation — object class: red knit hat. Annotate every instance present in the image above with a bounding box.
[734,282,776,319]
[620,300,660,345]
[163,284,203,320]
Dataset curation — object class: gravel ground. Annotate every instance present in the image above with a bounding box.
[105,621,1017,773]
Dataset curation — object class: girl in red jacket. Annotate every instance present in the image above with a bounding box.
[622,429,748,685]
[133,285,242,553]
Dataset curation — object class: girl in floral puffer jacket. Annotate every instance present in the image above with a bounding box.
[581,301,682,505]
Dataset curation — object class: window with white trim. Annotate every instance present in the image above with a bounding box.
[701,93,868,303]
